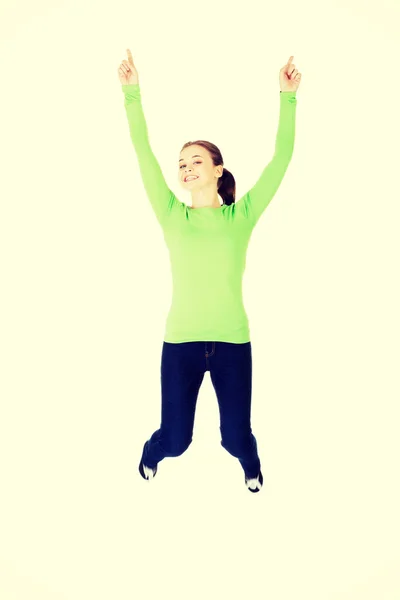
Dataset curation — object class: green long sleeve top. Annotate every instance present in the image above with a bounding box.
[122,83,297,343]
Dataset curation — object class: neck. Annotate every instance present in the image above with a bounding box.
[190,183,221,209]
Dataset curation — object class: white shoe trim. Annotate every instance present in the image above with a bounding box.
[143,465,155,480]
[246,476,261,491]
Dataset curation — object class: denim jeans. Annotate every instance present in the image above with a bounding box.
[140,341,261,479]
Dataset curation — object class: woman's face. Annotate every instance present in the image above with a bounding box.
[178,145,222,189]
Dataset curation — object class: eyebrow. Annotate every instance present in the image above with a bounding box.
[179,154,203,162]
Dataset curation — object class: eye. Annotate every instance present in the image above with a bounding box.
[180,161,202,169]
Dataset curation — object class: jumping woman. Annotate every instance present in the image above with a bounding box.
[118,49,301,493]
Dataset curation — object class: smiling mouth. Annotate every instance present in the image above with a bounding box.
[184,176,199,182]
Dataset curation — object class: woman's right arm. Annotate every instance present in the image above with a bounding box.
[119,51,173,227]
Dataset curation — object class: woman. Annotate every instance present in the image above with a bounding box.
[118,50,301,493]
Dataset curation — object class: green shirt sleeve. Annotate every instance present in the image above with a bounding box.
[243,91,297,227]
[122,83,174,226]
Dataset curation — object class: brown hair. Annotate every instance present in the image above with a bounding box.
[180,140,236,206]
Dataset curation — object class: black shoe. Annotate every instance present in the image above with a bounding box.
[139,458,157,480]
[138,440,157,481]
[245,470,263,493]
[139,460,157,480]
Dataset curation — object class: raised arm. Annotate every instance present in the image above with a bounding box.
[241,91,297,227]
[239,56,301,227]
[118,51,174,227]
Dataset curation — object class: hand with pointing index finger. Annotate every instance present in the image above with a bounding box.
[118,48,139,85]
[279,56,302,93]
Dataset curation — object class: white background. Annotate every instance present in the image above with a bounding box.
[0,0,399,598]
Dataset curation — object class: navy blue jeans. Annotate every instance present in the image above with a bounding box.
[140,341,261,479]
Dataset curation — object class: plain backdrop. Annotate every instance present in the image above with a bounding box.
[0,0,399,599]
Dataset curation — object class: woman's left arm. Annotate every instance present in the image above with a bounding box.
[239,56,302,227]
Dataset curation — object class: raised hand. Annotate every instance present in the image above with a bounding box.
[118,49,139,85]
[279,56,302,93]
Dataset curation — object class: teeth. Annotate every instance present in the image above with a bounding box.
[185,176,198,181]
